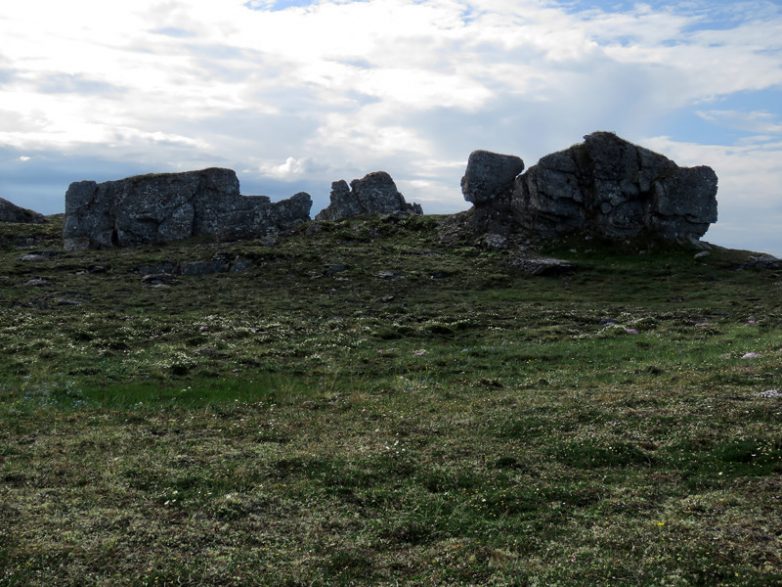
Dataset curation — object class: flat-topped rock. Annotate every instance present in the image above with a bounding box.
[63,168,311,250]
[0,196,46,224]
[316,171,422,221]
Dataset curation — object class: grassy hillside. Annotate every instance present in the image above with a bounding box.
[1,215,780,586]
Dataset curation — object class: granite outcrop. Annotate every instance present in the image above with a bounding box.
[316,172,422,221]
[63,168,311,250]
[461,132,718,245]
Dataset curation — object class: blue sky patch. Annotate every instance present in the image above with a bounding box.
[244,0,320,11]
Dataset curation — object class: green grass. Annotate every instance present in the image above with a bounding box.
[1,215,781,585]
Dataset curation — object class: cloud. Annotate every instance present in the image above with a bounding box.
[696,109,782,134]
[0,0,780,253]
[259,156,327,179]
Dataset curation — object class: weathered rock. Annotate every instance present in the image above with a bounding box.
[137,255,252,277]
[461,150,525,205]
[19,253,48,262]
[24,277,50,287]
[180,257,231,276]
[511,132,718,243]
[460,132,718,245]
[737,254,782,271]
[324,263,349,276]
[510,256,576,276]
[0,197,46,224]
[141,273,177,286]
[478,233,508,250]
[63,168,312,250]
[316,172,422,221]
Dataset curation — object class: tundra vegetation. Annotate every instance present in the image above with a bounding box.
[0,215,780,586]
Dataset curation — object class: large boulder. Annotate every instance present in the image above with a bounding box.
[63,168,311,250]
[316,172,423,221]
[0,197,46,224]
[460,132,718,245]
[514,132,717,242]
[461,150,525,205]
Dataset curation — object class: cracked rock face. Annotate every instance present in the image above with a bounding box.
[315,172,423,221]
[0,197,46,224]
[63,168,312,250]
[514,132,718,242]
[463,132,718,244]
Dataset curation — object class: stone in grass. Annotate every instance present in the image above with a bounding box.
[510,256,575,276]
[19,253,47,262]
[141,273,177,286]
[55,297,83,306]
[756,389,782,398]
[738,255,782,271]
[137,255,252,277]
[741,352,761,360]
[24,277,50,287]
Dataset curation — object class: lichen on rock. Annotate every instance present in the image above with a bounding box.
[460,132,718,246]
[316,171,423,221]
[63,168,312,250]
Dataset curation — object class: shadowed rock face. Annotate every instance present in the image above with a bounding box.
[316,172,423,221]
[63,168,311,250]
[461,150,525,205]
[463,132,718,244]
[0,197,46,224]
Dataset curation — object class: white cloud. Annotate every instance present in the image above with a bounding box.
[259,156,324,179]
[697,110,782,134]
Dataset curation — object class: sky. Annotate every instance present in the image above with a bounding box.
[0,0,781,254]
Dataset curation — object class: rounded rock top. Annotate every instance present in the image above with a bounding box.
[461,150,525,205]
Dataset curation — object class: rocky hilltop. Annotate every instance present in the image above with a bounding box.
[460,132,718,246]
[0,196,47,224]
[0,130,720,252]
[62,168,311,251]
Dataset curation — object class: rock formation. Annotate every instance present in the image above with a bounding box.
[461,150,525,205]
[0,196,46,224]
[63,168,311,250]
[316,171,423,221]
[462,132,718,245]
